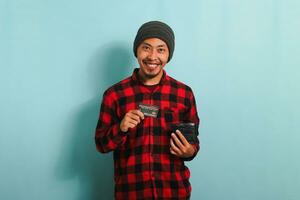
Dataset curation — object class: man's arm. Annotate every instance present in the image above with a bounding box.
[95,91,144,153]
[170,88,200,161]
[95,91,127,153]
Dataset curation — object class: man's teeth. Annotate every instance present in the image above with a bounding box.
[147,63,158,68]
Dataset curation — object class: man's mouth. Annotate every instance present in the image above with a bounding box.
[143,60,161,69]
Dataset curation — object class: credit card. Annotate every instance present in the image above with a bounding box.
[139,103,159,118]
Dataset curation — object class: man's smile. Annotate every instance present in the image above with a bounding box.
[143,60,161,69]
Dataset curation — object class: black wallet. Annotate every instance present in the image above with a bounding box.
[171,122,198,144]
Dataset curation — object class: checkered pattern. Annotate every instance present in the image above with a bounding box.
[95,68,200,200]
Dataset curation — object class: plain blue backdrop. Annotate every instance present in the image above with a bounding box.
[1,0,299,199]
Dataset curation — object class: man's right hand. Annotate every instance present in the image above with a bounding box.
[120,110,145,132]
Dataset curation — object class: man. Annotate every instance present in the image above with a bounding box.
[95,21,200,200]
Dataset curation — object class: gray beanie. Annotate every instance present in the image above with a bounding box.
[133,21,175,62]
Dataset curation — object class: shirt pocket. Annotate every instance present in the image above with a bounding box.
[160,107,186,134]
[163,107,186,124]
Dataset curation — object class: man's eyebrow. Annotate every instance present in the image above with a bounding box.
[157,44,167,48]
[142,42,167,48]
[141,42,151,46]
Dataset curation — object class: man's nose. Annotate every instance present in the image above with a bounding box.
[148,50,158,60]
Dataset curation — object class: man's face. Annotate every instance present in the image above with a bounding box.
[136,38,169,81]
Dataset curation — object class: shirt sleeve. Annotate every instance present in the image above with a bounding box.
[95,90,127,153]
[182,88,200,161]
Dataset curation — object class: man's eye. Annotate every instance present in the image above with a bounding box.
[158,48,165,53]
[143,46,150,50]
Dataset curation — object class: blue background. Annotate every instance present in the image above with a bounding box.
[1,0,299,199]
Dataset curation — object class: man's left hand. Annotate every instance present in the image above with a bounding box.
[170,130,195,158]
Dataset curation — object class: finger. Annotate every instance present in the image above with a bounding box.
[171,133,185,150]
[175,130,189,146]
[127,119,138,126]
[170,148,179,156]
[131,110,144,120]
[127,111,142,122]
[127,113,141,123]
[125,118,138,126]
[170,137,182,155]
[127,121,138,128]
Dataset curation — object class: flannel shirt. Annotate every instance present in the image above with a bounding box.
[95,68,200,200]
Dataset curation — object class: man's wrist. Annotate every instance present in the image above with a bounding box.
[119,124,128,134]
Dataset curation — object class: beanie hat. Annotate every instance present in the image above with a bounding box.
[133,21,175,62]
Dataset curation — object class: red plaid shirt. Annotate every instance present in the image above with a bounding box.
[95,68,200,200]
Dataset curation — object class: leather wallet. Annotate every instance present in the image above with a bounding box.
[171,122,198,144]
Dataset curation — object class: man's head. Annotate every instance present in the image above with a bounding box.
[133,21,175,84]
[133,21,175,62]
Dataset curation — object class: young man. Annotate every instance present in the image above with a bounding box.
[95,21,200,200]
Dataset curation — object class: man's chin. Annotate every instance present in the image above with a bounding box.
[142,71,158,79]
[139,66,163,80]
